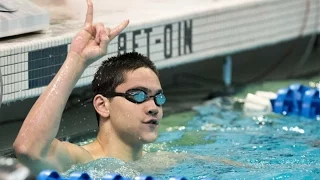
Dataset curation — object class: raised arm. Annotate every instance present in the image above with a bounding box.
[13,0,129,174]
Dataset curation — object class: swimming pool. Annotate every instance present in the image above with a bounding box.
[60,79,320,180]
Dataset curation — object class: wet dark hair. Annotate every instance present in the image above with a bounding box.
[92,52,159,126]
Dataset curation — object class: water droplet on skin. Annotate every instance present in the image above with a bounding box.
[76,36,83,41]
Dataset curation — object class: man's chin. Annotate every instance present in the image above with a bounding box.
[140,134,158,144]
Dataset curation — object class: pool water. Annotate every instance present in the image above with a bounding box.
[64,79,320,180]
[162,100,319,180]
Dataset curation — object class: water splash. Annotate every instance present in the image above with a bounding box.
[62,157,140,179]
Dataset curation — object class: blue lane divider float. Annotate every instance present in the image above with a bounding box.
[300,88,320,119]
[271,83,320,119]
[243,83,320,119]
[37,170,198,180]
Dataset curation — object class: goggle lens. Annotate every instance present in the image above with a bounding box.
[129,90,166,106]
[131,91,148,103]
[154,93,166,106]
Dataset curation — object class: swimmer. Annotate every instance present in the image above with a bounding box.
[13,0,136,175]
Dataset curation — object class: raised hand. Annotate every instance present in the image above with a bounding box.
[69,0,129,66]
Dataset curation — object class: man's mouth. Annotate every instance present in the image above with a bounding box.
[144,119,159,125]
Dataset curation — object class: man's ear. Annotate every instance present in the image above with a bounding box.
[93,94,110,118]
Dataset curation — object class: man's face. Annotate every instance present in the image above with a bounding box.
[108,67,163,145]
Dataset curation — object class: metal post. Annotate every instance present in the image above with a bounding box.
[0,66,2,108]
[223,55,232,87]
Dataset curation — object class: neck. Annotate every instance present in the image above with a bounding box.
[93,126,144,162]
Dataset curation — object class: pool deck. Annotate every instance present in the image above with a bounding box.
[1,0,282,43]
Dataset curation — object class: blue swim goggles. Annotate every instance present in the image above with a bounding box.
[103,88,166,106]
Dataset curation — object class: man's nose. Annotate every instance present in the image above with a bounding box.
[145,99,159,116]
[148,108,159,116]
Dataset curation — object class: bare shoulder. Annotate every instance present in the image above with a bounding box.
[152,151,189,160]
[61,141,94,164]
[138,151,187,166]
[129,151,190,174]
[142,151,247,167]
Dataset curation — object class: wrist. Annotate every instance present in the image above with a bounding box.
[66,51,89,69]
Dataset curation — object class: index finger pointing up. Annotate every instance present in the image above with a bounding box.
[85,0,93,26]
